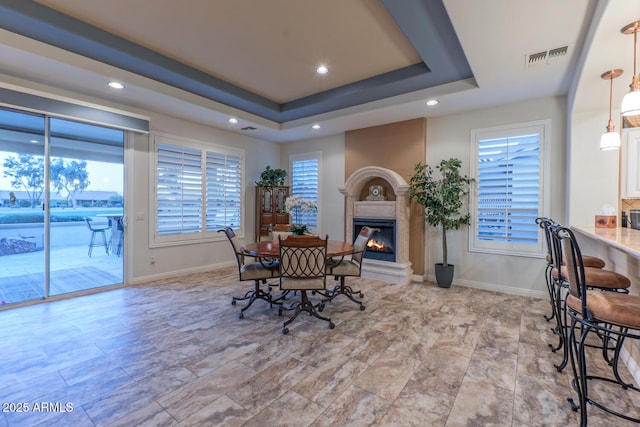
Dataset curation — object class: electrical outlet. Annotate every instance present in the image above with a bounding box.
[150,256,155,264]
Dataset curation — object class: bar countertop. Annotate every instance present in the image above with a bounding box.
[572,226,640,258]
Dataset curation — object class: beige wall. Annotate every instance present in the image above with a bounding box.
[345,118,426,275]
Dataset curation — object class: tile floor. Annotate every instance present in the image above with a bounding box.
[1,268,639,426]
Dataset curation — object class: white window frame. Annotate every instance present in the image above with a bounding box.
[469,119,550,258]
[289,151,321,234]
[150,132,245,247]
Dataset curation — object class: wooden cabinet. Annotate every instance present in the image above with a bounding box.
[255,186,289,240]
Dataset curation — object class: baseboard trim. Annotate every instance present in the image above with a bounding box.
[422,274,547,299]
[129,261,235,285]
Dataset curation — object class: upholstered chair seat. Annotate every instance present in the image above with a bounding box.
[552,266,630,290]
[546,253,605,268]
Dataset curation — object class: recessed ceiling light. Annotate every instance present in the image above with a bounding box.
[228,117,239,124]
[29,139,38,143]
[108,81,125,89]
[316,65,329,75]
[426,99,439,106]
[312,124,321,130]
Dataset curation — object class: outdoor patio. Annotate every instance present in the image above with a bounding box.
[0,242,123,305]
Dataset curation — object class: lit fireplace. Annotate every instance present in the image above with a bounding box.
[353,218,395,262]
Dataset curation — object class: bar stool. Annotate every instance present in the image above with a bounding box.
[537,217,605,323]
[556,225,640,426]
[548,222,629,372]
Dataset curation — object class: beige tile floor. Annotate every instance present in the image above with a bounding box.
[0,268,639,426]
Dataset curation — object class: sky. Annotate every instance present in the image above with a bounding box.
[0,153,124,194]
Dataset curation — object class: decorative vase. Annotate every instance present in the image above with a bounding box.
[435,263,454,288]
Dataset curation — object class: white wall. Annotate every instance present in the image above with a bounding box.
[569,110,620,226]
[279,134,345,241]
[423,96,568,297]
[129,112,281,282]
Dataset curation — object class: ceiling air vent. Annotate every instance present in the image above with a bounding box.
[241,126,257,131]
[526,45,568,68]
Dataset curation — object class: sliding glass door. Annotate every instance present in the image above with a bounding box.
[0,108,125,305]
[0,110,46,304]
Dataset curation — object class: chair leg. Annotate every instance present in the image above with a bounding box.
[235,279,281,319]
[324,277,365,310]
[544,264,556,322]
[282,291,334,334]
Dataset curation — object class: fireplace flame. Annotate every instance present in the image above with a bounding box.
[367,240,385,250]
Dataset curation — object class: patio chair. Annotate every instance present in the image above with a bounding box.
[84,217,109,257]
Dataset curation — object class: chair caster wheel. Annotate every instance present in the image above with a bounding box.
[329,322,335,329]
[360,305,366,311]
[231,300,236,305]
[282,327,289,335]
[318,304,325,312]
[358,292,364,298]
[278,308,283,316]
[238,312,244,319]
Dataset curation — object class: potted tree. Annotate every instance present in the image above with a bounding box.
[409,158,473,288]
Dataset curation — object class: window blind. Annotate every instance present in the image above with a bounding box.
[156,143,203,235]
[476,133,540,244]
[291,157,318,228]
[205,151,242,231]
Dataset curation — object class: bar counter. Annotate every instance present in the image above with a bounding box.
[572,225,640,258]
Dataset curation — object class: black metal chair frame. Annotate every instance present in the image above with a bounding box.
[278,235,333,334]
[556,226,640,426]
[218,227,281,319]
[323,226,377,310]
[546,221,627,373]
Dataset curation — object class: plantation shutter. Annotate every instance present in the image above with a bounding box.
[476,133,540,244]
[205,151,242,231]
[291,157,318,228]
[156,143,203,235]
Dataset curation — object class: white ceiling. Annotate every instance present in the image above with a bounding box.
[0,0,631,143]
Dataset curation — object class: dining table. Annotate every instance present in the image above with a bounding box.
[243,238,355,259]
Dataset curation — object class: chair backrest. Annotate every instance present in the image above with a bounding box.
[554,225,588,315]
[270,223,293,240]
[536,217,554,264]
[218,227,244,268]
[351,226,378,264]
[85,217,96,231]
[279,235,328,290]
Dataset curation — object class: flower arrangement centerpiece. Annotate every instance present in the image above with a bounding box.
[285,195,317,235]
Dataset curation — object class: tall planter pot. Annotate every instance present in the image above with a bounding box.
[435,263,454,288]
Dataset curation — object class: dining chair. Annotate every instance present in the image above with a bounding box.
[218,227,280,319]
[556,225,640,426]
[270,223,293,240]
[324,226,377,310]
[84,217,110,257]
[278,235,333,334]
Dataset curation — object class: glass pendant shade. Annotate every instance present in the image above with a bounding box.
[600,131,621,150]
[621,88,640,116]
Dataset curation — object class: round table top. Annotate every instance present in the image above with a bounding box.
[243,239,354,258]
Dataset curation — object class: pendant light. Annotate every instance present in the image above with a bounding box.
[621,21,640,117]
[600,69,623,151]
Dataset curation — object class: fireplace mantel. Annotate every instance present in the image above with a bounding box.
[340,166,413,284]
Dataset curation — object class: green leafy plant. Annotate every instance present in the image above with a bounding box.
[255,165,287,187]
[409,158,473,267]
